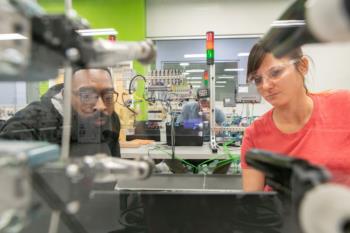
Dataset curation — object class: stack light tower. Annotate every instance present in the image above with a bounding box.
[203,70,209,87]
[206,31,214,65]
[206,31,218,153]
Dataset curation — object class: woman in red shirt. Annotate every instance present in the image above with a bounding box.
[241,43,350,191]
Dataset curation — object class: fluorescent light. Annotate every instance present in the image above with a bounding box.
[238,52,249,57]
[218,76,235,79]
[76,28,118,36]
[182,72,189,75]
[149,34,262,40]
[180,62,189,66]
[188,81,202,84]
[192,85,201,88]
[187,77,202,80]
[0,33,27,40]
[271,20,305,28]
[216,81,226,84]
[185,69,205,73]
[224,68,245,72]
[184,54,206,58]
[216,85,225,88]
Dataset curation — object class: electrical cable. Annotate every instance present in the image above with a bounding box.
[128,75,146,95]
[170,111,175,160]
[148,139,242,174]
[196,153,230,169]
[149,144,239,174]
[118,206,147,230]
[148,145,197,170]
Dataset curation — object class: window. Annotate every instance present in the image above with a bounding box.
[154,37,259,101]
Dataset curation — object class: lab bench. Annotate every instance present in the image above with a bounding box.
[121,142,241,160]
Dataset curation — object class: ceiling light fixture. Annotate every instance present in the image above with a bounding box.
[224,68,245,72]
[184,54,206,58]
[185,69,205,73]
[218,76,235,79]
[271,20,305,28]
[0,33,27,40]
[238,52,250,57]
[76,28,118,36]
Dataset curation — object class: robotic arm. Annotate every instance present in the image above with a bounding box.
[246,149,350,233]
[260,0,350,57]
[246,149,329,198]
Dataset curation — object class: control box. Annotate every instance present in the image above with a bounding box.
[235,84,261,103]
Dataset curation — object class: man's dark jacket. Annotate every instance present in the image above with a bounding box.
[0,84,121,157]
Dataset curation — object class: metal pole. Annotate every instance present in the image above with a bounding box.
[48,211,61,233]
[49,2,73,233]
[65,0,73,16]
[61,64,73,161]
[209,64,218,153]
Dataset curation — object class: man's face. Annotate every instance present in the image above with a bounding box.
[199,99,210,111]
[71,69,115,127]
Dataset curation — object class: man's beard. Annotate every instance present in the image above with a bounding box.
[71,110,115,144]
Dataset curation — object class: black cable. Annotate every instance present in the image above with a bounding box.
[118,206,147,230]
[128,75,146,95]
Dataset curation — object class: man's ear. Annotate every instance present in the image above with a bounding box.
[297,56,309,76]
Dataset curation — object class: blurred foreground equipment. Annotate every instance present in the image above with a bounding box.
[246,149,350,233]
[261,0,350,57]
[0,140,153,233]
[0,0,156,81]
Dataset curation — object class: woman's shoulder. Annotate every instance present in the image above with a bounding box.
[309,89,350,105]
[309,89,350,98]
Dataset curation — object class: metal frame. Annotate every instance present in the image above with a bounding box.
[209,64,218,153]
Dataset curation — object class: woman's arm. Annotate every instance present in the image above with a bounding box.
[240,125,265,191]
[242,168,265,191]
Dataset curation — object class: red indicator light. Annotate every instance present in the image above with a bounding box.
[204,71,209,80]
[206,31,214,50]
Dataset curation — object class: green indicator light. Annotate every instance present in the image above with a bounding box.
[207,49,214,65]
[207,49,214,59]
[204,79,209,87]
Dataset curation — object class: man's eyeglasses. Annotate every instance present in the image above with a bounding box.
[247,59,299,88]
[73,88,118,106]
